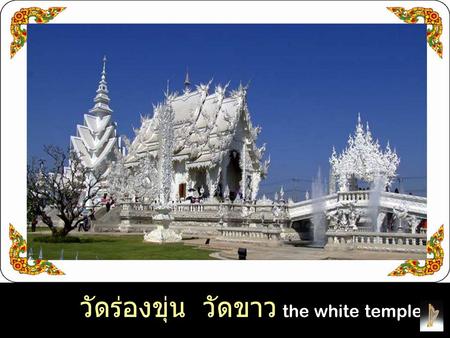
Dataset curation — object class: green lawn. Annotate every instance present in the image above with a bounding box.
[27,226,51,233]
[26,234,216,260]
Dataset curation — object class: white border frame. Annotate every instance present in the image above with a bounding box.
[1,0,449,282]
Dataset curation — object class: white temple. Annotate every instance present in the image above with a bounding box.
[125,74,270,202]
[70,56,123,177]
[329,113,400,193]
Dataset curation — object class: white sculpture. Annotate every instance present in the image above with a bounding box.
[107,152,131,200]
[144,102,182,243]
[327,201,361,231]
[392,203,421,233]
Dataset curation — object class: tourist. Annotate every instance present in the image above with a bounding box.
[394,188,399,193]
[77,208,89,232]
[101,193,112,212]
[89,208,96,221]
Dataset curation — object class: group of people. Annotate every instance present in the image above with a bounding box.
[101,193,115,212]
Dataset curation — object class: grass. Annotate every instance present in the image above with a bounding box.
[26,233,216,260]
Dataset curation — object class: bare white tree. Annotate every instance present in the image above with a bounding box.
[27,146,102,237]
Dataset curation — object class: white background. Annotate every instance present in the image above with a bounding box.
[1,1,449,282]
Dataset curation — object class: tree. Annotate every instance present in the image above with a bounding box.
[27,145,102,237]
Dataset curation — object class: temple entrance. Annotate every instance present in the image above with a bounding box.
[178,183,186,199]
[190,168,209,198]
[226,150,242,201]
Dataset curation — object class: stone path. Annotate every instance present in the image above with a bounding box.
[183,238,427,260]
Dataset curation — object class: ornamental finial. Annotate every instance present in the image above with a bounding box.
[90,56,112,115]
[355,112,364,134]
[102,55,107,77]
[184,68,191,93]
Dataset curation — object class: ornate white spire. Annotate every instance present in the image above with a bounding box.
[102,55,106,75]
[329,114,400,192]
[70,56,121,172]
[89,55,113,116]
[366,121,372,141]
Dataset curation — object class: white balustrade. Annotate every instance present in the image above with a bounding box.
[326,231,426,252]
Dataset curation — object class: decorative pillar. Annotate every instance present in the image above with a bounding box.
[241,139,247,200]
[251,171,261,200]
[221,154,230,198]
[206,169,212,199]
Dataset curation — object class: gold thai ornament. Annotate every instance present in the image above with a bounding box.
[9,224,64,275]
[10,7,66,58]
[389,225,444,276]
[387,7,443,58]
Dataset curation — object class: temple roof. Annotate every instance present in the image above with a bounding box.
[126,80,268,172]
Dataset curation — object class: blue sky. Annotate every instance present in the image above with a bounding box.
[27,24,426,199]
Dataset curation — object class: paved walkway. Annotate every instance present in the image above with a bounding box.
[183,238,426,260]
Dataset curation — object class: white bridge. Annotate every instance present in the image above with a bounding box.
[289,190,427,222]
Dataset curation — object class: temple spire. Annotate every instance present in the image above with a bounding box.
[356,112,363,134]
[70,57,120,171]
[89,56,112,115]
[184,69,191,93]
[366,121,372,140]
[102,55,107,79]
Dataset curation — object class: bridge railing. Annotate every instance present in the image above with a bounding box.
[326,231,427,253]
[338,191,370,202]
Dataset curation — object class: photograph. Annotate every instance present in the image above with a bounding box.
[25,23,427,261]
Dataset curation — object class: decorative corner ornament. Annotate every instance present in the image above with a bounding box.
[387,7,443,58]
[10,7,66,58]
[389,225,444,277]
[9,224,64,275]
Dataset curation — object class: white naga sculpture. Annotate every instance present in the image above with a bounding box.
[329,113,400,192]
[326,201,361,231]
[392,203,421,233]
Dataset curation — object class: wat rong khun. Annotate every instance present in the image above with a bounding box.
[33,58,427,258]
